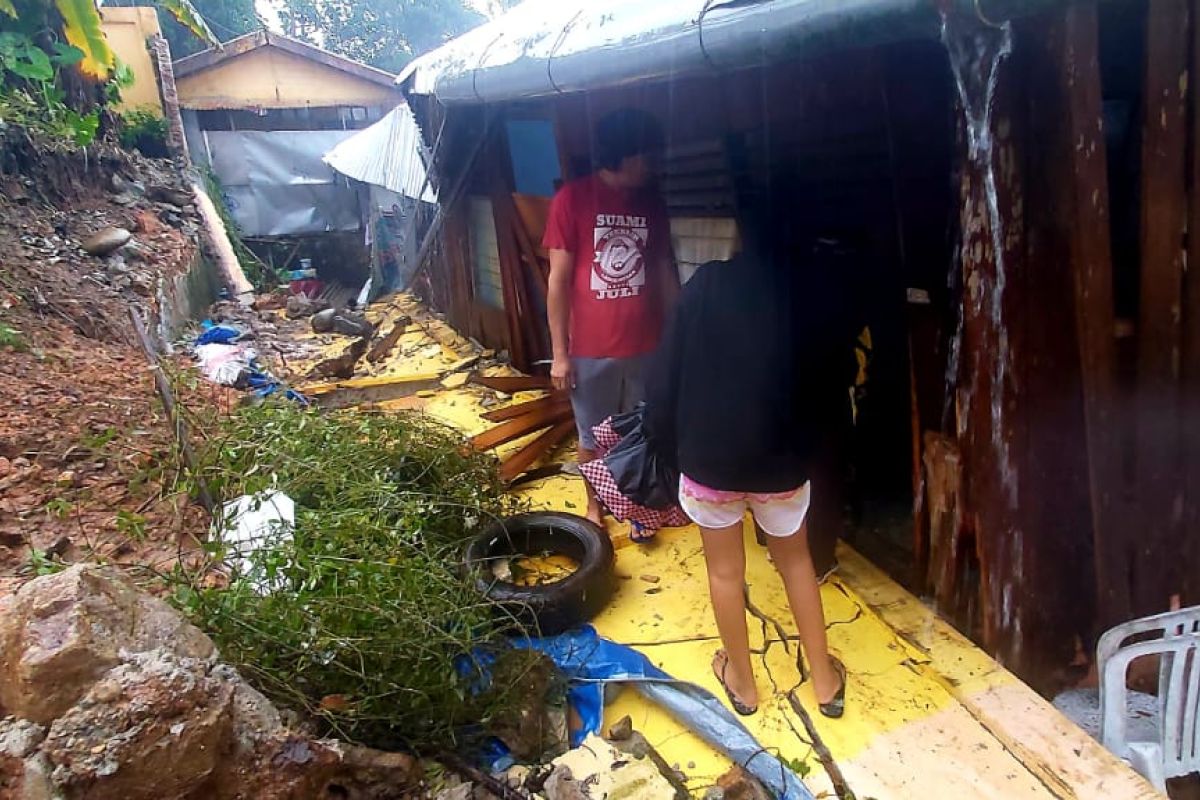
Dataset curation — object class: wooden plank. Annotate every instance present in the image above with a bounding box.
[481,393,571,423]
[365,316,411,364]
[1134,0,1189,614]
[498,420,575,483]
[470,373,553,393]
[1184,0,1200,605]
[469,405,573,452]
[1054,4,1129,629]
[923,432,962,613]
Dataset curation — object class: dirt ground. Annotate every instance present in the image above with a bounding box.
[0,139,216,594]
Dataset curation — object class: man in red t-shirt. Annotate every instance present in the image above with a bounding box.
[544,108,678,528]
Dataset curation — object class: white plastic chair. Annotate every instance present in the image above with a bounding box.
[1097,607,1200,792]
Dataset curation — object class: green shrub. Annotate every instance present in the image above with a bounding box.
[118,105,169,156]
[171,402,542,753]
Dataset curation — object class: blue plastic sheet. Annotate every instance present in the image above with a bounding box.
[515,627,813,800]
[195,322,241,345]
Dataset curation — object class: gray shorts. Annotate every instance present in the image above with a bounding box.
[571,356,648,450]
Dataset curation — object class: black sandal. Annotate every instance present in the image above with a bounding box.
[712,650,758,716]
[818,656,847,719]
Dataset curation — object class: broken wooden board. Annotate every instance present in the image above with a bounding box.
[307,338,368,381]
[470,404,573,451]
[301,373,444,409]
[923,432,962,614]
[480,393,570,423]
[499,419,575,483]
[470,373,553,394]
[365,315,411,364]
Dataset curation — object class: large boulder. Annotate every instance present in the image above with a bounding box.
[0,565,215,724]
[40,651,233,799]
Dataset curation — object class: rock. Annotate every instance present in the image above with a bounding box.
[211,731,341,800]
[130,273,155,297]
[108,173,145,197]
[714,766,772,800]
[148,185,193,208]
[82,227,132,257]
[331,313,373,338]
[0,717,46,759]
[286,295,330,320]
[311,308,337,333]
[41,651,234,799]
[434,781,474,800]
[131,210,162,235]
[543,734,675,800]
[607,715,633,742]
[0,564,215,724]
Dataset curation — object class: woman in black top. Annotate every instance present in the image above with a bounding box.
[645,200,847,719]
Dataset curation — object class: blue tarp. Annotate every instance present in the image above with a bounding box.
[515,626,813,800]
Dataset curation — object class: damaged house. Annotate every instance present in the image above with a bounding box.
[174,31,407,297]
[395,0,1200,694]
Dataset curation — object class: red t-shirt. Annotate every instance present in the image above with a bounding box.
[542,174,670,359]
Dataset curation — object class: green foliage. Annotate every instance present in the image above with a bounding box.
[29,548,67,576]
[171,402,538,752]
[0,31,52,81]
[53,0,115,77]
[278,0,483,73]
[0,30,97,146]
[116,509,148,541]
[44,497,72,518]
[0,320,26,350]
[156,0,257,60]
[118,105,168,154]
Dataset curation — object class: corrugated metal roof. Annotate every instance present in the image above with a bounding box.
[397,0,940,104]
[322,104,438,203]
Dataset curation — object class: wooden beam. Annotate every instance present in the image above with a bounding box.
[366,316,411,364]
[470,374,553,393]
[1054,4,1129,629]
[1134,0,1189,614]
[481,393,571,423]
[499,420,575,483]
[1184,0,1200,605]
[470,405,573,452]
[950,17,1027,666]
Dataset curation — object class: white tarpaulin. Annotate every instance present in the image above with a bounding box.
[206,129,361,237]
[322,104,437,203]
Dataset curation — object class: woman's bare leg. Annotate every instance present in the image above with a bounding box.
[765,521,841,703]
[700,520,757,708]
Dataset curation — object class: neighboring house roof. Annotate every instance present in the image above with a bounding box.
[323,104,438,203]
[398,0,1061,105]
[175,30,397,88]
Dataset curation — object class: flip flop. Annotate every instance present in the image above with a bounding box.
[818,656,847,719]
[712,650,758,716]
[629,522,656,543]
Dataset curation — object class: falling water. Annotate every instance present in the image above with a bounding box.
[941,15,1019,512]
[940,13,1022,646]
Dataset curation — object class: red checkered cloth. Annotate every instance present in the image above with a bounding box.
[579,416,690,532]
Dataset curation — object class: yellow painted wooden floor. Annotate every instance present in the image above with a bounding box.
[296,294,1157,799]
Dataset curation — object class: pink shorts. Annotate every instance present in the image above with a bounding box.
[678,475,812,537]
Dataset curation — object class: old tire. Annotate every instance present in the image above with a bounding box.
[465,512,615,634]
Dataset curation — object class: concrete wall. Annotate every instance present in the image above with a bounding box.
[99,7,164,115]
[176,47,402,110]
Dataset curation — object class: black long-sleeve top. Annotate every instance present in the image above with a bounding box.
[644,246,856,494]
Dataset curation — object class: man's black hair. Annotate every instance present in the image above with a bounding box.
[593,108,665,172]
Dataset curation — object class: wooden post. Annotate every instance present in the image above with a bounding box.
[1184,0,1200,605]
[949,18,1027,664]
[1053,5,1129,630]
[1134,0,1189,615]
